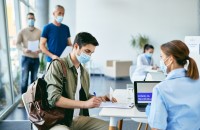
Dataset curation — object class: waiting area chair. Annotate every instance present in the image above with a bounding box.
[22,93,38,130]
[104,60,132,79]
[132,118,149,130]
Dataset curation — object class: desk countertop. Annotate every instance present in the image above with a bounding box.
[99,89,147,118]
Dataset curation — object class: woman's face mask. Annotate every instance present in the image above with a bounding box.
[160,57,172,75]
[145,53,153,58]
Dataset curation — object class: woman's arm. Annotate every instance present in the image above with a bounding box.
[152,128,158,130]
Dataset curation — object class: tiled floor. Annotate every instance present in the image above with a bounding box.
[1,75,150,130]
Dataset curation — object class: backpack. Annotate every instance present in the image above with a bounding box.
[23,59,67,130]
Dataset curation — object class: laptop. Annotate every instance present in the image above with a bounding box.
[134,81,160,112]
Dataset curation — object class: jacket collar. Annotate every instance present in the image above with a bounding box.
[166,68,187,80]
[66,54,85,73]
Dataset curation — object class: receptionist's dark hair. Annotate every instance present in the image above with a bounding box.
[143,44,154,53]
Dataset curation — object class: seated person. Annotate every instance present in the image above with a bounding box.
[45,32,116,130]
[146,40,200,130]
[130,44,158,82]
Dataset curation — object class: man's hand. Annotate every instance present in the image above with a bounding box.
[98,95,117,103]
[51,55,59,60]
[23,48,31,53]
[85,97,102,108]
[33,49,41,54]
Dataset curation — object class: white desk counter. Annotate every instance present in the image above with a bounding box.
[99,89,147,130]
[145,70,166,81]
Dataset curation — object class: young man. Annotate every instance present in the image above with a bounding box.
[45,32,111,130]
[40,5,72,68]
[16,13,41,107]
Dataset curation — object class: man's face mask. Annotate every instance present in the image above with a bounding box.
[28,19,34,27]
[55,16,63,23]
[76,52,91,64]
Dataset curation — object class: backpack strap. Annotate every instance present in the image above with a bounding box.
[48,59,67,96]
[47,59,67,77]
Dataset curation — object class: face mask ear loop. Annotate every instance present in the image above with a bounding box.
[165,56,173,67]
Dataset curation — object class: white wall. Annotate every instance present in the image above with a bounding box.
[49,0,200,74]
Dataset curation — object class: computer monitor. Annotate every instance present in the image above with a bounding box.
[134,81,160,107]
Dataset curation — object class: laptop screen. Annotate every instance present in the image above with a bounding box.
[134,81,160,105]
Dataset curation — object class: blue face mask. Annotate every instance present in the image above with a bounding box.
[76,52,91,64]
[55,16,63,23]
[28,19,34,27]
[145,53,152,58]
[160,60,167,75]
[160,57,171,75]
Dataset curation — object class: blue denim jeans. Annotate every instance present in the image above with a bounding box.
[21,56,39,94]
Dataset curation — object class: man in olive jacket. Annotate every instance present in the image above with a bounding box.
[45,32,111,130]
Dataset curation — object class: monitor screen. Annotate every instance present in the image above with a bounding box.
[134,81,160,104]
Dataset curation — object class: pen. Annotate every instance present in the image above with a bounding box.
[93,92,96,96]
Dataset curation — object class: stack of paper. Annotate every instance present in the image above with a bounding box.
[99,102,134,109]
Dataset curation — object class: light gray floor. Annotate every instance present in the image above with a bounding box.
[1,75,151,130]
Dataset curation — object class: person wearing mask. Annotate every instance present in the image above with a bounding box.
[16,13,41,107]
[146,40,200,130]
[45,32,115,130]
[130,44,157,82]
[40,5,72,68]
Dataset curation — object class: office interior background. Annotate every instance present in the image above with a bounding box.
[0,0,200,125]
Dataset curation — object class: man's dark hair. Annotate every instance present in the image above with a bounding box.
[27,12,35,17]
[73,32,99,48]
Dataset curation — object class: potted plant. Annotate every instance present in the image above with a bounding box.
[131,34,149,50]
[39,53,46,73]
[130,34,150,65]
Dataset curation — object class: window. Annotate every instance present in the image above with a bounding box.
[6,0,21,101]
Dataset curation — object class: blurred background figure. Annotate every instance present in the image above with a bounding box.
[130,44,158,83]
[16,12,41,108]
[40,5,72,69]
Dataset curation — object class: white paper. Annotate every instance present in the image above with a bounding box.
[185,36,200,54]
[110,87,114,100]
[60,46,72,58]
[99,102,134,109]
[28,40,39,52]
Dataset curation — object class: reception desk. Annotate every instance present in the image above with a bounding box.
[145,70,166,81]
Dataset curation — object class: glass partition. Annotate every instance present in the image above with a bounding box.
[0,0,37,118]
[0,39,12,114]
[6,0,21,101]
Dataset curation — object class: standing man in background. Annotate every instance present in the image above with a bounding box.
[16,13,41,107]
[40,5,72,68]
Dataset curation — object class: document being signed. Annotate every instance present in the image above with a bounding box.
[99,102,134,109]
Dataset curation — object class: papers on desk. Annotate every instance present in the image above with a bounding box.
[28,40,39,52]
[99,102,134,109]
[110,87,113,100]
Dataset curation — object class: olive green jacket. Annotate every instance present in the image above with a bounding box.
[45,54,90,126]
